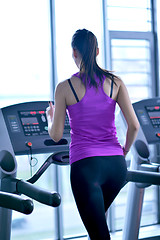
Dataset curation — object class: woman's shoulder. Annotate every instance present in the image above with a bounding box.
[113,75,125,88]
[55,74,81,95]
[54,79,69,99]
[103,74,124,88]
[55,79,67,91]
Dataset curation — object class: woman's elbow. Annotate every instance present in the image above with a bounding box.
[135,120,140,131]
[129,121,140,132]
[49,131,63,143]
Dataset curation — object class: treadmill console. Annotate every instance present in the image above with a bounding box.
[133,98,160,144]
[1,101,70,155]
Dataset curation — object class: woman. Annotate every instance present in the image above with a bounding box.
[46,29,139,240]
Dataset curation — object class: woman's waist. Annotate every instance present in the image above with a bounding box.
[69,143,124,164]
[70,137,122,149]
[70,131,118,142]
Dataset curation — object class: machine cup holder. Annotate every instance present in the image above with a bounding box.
[134,139,160,188]
[134,139,150,164]
[135,139,150,159]
[0,150,17,175]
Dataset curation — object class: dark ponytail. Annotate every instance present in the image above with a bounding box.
[71,29,117,88]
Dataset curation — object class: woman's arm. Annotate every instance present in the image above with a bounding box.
[46,82,66,142]
[117,79,140,156]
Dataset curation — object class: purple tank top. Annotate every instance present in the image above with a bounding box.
[67,73,123,164]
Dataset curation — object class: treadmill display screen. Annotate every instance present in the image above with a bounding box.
[18,110,48,136]
[146,106,160,128]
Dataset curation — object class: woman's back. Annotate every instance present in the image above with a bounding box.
[65,74,120,106]
[66,73,123,164]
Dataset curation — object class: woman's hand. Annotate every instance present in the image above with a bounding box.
[46,101,54,123]
[45,82,67,142]
[122,146,129,157]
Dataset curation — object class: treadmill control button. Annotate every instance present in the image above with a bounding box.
[156,133,160,138]
[26,141,32,147]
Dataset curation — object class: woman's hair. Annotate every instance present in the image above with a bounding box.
[71,29,117,88]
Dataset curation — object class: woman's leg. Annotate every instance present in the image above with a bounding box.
[71,158,111,240]
[70,156,127,240]
[101,156,127,212]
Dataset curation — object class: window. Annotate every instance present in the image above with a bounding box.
[0,0,51,108]
[54,0,104,83]
[0,1,54,239]
[106,0,151,31]
[111,37,153,102]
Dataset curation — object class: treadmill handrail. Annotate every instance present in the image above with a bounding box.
[0,191,33,214]
[16,179,61,207]
[127,170,160,185]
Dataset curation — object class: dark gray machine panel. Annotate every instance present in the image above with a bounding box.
[133,97,160,144]
[2,101,70,155]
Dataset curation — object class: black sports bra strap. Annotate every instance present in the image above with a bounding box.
[110,76,114,98]
[68,79,79,103]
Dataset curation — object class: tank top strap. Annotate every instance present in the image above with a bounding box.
[68,79,79,103]
[110,76,114,98]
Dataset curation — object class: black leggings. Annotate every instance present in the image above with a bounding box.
[70,155,127,240]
